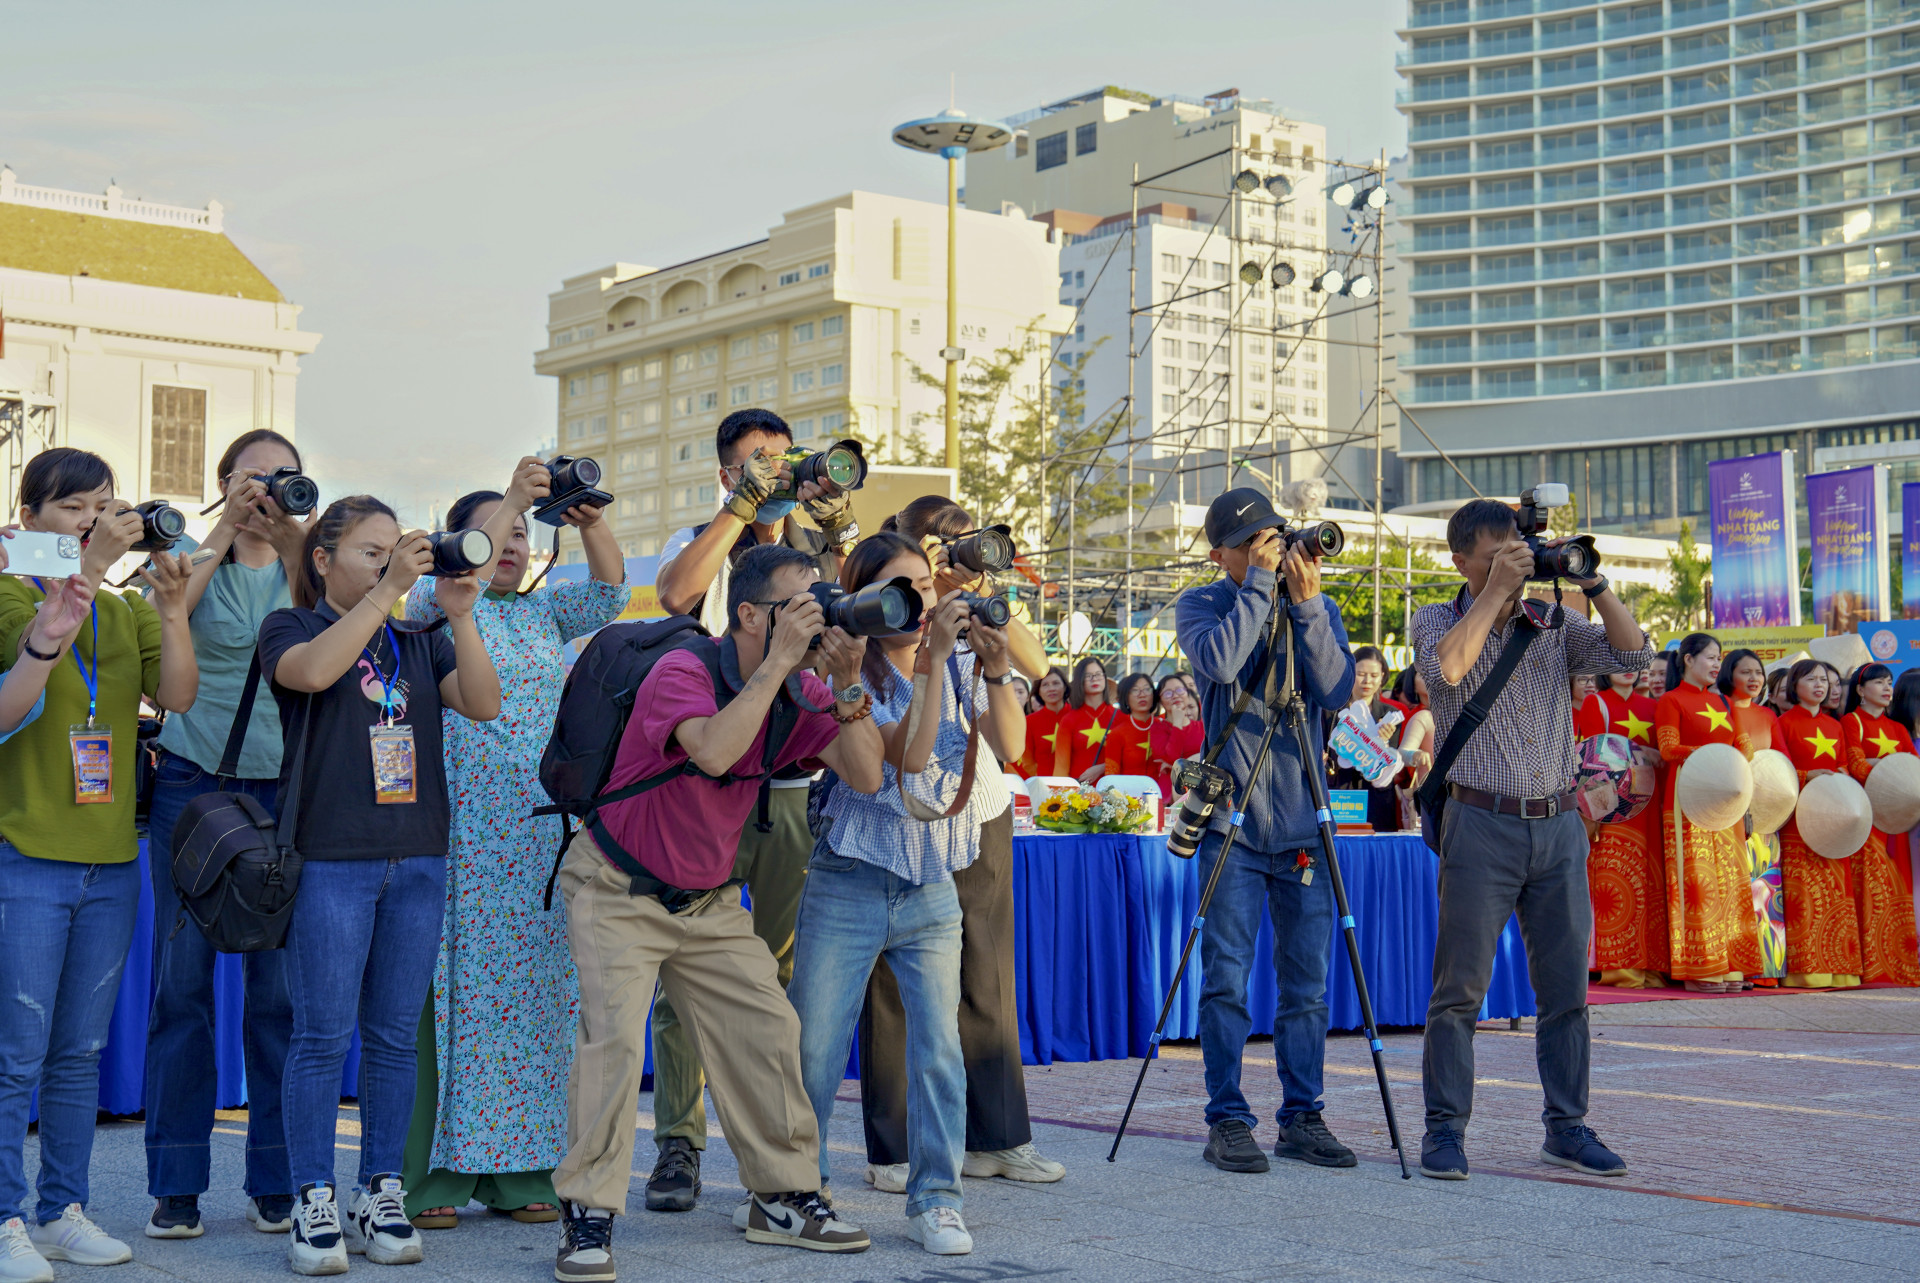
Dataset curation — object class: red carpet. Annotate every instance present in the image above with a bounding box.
[1586,980,1907,1005]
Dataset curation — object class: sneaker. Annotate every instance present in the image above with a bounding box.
[863,1162,907,1194]
[1541,1124,1628,1177]
[1273,1111,1357,1169]
[0,1218,53,1283]
[146,1194,204,1239]
[289,1184,349,1276]
[741,1192,869,1253]
[905,1207,972,1256]
[554,1203,615,1283]
[29,1205,131,1266]
[643,1138,700,1212]
[1419,1126,1470,1181]
[249,1195,295,1234]
[1202,1119,1269,1173]
[344,1173,423,1265]
[962,1143,1065,1183]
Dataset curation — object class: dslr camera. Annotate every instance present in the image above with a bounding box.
[128,501,188,553]
[767,439,868,501]
[1165,759,1237,860]
[956,591,1012,633]
[785,577,923,648]
[1274,517,1345,558]
[940,525,1016,575]
[532,455,615,526]
[1516,484,1601,580]
[427,529,494,578]
[262,466,319,516]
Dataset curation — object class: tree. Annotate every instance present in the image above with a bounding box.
[1319,537,1457,644]
[1548,491,1581,539]
[1620,519,1713,633]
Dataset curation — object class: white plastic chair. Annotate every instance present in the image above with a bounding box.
[1025,776,1080,806]
[1000,773,1028,804]
[1100,774,1162,803]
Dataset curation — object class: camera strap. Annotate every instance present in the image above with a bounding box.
[888,641,981,822]
[1415,612,1539,817]
[1189,591,1288,775]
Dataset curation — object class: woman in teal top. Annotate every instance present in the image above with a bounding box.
[400,458,627,1228]
[143,429,313,1242]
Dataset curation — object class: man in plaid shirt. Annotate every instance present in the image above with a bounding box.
[1410,498,1652,1183]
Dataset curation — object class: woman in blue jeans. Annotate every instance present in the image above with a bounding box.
[256,496,499,1277]
[786,533,1025,1257]
[143,428,311,1242]
[0,448,199,1279]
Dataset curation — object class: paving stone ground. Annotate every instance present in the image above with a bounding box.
[37,987,1920,1282]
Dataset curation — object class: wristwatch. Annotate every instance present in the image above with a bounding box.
[982,669,1016,686]
[1583,574,1611,599]
[834,681,866,704]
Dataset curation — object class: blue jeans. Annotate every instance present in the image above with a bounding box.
[143,748,292,1199]
[0,842,141,1223]
[1195,828,1334,1131]
[281,856,445,1190]
[787,850,963,1219]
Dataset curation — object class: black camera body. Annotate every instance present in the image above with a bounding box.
[1276,517,1345,558]
[1166,759,1236,859]
[532,455,614,527]
[793,577,922,647]
[942,525,1016,575]
[427,529,494,578]
[958,591,1011,629]
[1516,484,1601,581]
[263,466,319,516]
[129,500,188,552]
[770,439,868,501]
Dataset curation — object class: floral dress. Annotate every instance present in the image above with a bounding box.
[404,575,628,1176]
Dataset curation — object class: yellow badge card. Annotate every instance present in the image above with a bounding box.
[370,724,417,805]
[69,725,113,804]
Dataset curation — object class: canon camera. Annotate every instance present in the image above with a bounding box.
[1165,759,1236,860]
[532,455,615,526]
[769,439,868,501]
[1516,484,1601,581]
[941,525,1016,575]
[786,577,922,648]
[128,501,188,553]
[427,529,495,578]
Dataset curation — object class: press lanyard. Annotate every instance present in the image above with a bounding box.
[362,624,401,727]
[31,577,99,729]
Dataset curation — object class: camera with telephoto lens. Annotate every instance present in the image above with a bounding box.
[785,577,923,648]
[531,455,615,526]
[1165,759,1237,860]
[768,439,868,501]
[1274,517,1345,558]
[427,528,494,578]
[940,525,1016,575]
[1516,484,1601,581]
[262,466,319,516]
[128,500,188,552]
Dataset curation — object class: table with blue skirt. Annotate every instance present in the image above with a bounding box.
[85,832,1535,1112]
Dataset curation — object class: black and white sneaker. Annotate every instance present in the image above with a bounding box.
[288,1183,349,1276]
[741,1191,869,1253]
[145,1194,203,1239]
[554,1202,615,1282]
[344,1173,423,1265]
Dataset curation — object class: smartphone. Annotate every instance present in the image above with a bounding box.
[0,531,84,578]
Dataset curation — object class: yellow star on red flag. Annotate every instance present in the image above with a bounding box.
[1698,705,1732,733]
[1806,728,1838,759]
[1081,723,1108,747]
[1868,729,1899,757]
[1042,728,1059,750]
[1619,711,1652,743]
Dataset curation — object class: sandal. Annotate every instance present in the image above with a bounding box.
[410,1207,459,1230]
[490,1203,560,1224]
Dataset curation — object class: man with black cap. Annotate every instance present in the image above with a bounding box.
[1173,487,1357,1175]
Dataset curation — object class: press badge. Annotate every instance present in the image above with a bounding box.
[69,725,113,804]
[369,724,418,805]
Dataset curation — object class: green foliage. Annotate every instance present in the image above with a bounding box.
[1620,519,1713,632]
[1548,492,1580,539]
[1103,86,1154,104]
[1320,537,1457,644]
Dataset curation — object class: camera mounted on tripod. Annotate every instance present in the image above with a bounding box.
[1516,484,1600,582]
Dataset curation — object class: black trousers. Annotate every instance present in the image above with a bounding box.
[859,807,1032,1162]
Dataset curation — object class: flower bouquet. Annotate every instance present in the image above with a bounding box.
[1034,785,1155,835]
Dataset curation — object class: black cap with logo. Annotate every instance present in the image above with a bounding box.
[1203,487,1285,550]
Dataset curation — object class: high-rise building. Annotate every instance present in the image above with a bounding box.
[533,191,1068,558]
[1392,0,1920,536]
[0,168,319,524]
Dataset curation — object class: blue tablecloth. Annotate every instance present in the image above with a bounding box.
[1010,831,1536,1065]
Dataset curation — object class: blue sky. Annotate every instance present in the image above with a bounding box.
[5,0,1403,522]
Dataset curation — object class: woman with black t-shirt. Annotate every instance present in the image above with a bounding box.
[255,496,501,1277]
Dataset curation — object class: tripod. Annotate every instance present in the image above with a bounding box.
[1108,581,1411,1179]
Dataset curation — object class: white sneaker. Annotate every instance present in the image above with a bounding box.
[863,1162,908,1193]
[248,1196,294,1234]
[0,1219,53,1283]
[344,1174,423,1265]
[28,1205,131,1266]
[963,1142,1066,1183]
[289,1184,349,1276]
[905,1207,972,1255]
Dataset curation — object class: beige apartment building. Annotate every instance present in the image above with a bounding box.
[534,190,1072,557]
[0,168,319,526]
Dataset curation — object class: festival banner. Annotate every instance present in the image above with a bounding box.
[1904,481,1920,620]
[1708,451,1799,628]
[1861,620,1920,679]
[1656,625,1822,666]
[1806,464,1890,635]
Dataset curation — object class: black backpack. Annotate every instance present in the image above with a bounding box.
[534,614,799,905]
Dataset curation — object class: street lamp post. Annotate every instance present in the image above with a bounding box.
[890,108,1011,470]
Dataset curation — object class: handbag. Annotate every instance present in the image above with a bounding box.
[1416,617,1539,853]
[168,653,311,952]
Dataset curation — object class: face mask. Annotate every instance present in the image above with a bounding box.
[755,498,796,525]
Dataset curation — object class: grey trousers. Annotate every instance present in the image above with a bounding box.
[1422,799,1592,1135]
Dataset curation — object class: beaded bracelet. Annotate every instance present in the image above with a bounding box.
[831,692,874,724]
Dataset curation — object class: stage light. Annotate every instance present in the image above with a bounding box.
[1342,275,1376,298]
[1311,268,1344,293]
[1265,174,1293,199]
[1329,181,1357,206]
[1238,261,1264,286]
[1233,169,1260,194]
[1270,261,1297,288]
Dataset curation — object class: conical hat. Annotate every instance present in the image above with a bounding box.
[1864,754,1920,835]
[1747,749,1799,836]
[1675,743,1752,832]
[1794,772,1874,859]
[1808,633,1871,678]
